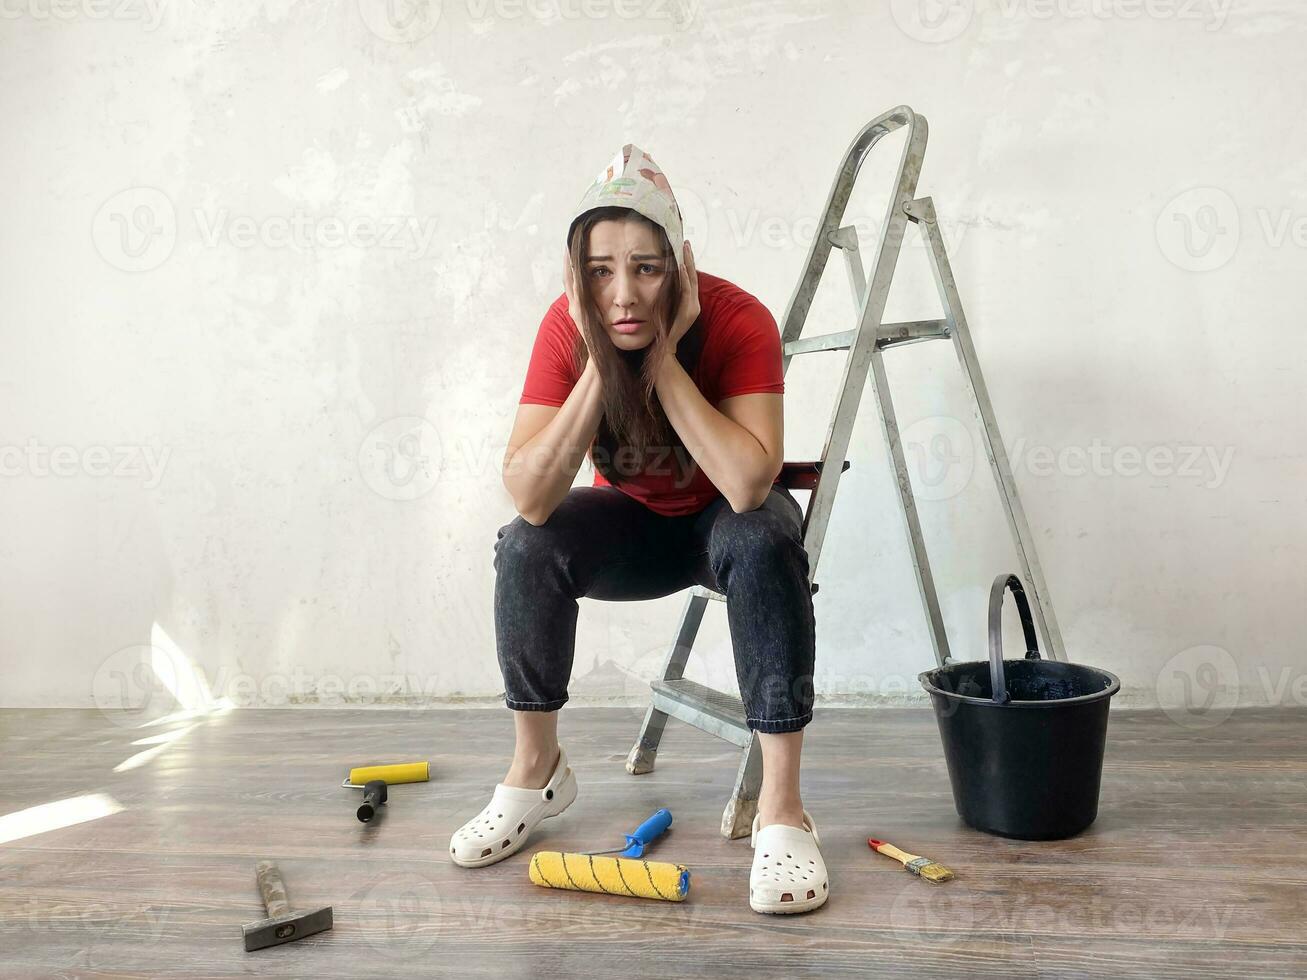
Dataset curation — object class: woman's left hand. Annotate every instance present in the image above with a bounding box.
[668,240,699,351]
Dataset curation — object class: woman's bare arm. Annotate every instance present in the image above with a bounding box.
[502,358,604,525]
[652,353,784,513]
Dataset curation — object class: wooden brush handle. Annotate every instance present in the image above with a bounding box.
[874,842,922,866]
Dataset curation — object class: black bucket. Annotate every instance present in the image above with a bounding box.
[918,573,1120,840]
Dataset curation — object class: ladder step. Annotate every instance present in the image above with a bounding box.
[783,319,949,357]
[650,677,750,747]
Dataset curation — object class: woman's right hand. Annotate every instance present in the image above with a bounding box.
[563,247,596,362]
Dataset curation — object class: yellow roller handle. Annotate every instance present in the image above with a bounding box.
[346,761,429,786]
[529,851,690,902]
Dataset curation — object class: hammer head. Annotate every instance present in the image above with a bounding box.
[243,905,333,951]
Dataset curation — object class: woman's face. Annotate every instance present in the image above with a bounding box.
[582,218,670,352]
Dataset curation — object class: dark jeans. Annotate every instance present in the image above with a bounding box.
[493,483,816,734]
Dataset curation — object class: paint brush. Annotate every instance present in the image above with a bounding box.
[867,838,954,883]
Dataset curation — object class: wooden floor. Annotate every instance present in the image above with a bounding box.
[1,705,1304,979]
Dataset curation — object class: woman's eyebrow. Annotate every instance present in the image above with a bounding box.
[584,253,664,263]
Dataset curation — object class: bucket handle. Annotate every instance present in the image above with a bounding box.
[988,573,1042,705]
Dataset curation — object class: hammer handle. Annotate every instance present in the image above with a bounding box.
[255,860,291,919]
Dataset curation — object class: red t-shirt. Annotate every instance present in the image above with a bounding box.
[518,270,785,516]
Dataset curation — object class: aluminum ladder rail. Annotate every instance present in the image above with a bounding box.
[625,105,1067,839]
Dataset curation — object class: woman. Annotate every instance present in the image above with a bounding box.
[449,145,826,915]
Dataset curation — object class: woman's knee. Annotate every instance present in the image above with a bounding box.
[709,508,807,571]
[493,517,568,577]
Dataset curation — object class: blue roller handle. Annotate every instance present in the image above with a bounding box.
[620,808,672,858]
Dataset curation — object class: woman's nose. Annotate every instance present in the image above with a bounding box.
[612,271,638,307]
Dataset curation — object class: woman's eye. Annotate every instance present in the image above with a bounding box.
[589,265,659,277]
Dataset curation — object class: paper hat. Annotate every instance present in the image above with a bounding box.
[567,144,685,269]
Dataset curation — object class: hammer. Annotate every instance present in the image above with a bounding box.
[242,860,333,951]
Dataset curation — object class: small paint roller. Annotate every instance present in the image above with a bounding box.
[342,762,428,823]
[529,808,690,903]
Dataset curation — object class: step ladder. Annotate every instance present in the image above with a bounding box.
[625,105,1068,840]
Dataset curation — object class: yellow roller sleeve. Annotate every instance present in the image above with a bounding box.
[346,762,429,785]
[529,851,690,902]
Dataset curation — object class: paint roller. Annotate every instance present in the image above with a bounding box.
[342,761,429,823]
[528,808,690,902]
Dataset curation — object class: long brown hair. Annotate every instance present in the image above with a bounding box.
[567,207,703,487]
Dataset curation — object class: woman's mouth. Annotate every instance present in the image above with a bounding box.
[612,319,645,335]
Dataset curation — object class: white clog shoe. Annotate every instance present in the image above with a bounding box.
[748,808,829,914]
[449,745,578,868]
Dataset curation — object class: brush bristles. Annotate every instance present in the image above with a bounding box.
[905,856,954,882]
[915,862,954,883]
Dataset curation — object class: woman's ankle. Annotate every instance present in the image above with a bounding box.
[756,795,806,830]
[503,744,560,789]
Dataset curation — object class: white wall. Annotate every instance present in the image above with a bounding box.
[1,1,1302,722]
